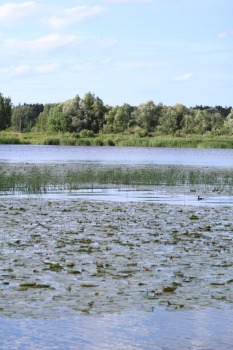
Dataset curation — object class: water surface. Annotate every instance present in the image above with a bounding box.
[0,145,233,349]
[0,308,233,350]
[0,144,232,167]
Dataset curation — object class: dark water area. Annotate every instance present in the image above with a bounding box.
[0,144,233,167]
[1,308,233,350]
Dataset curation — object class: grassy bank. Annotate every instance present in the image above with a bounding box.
[0,131,233,149]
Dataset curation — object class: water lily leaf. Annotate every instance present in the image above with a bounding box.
[68,270,81,274]
[163,285,177,293]
[81,283,99,288]
[189,215,199,220]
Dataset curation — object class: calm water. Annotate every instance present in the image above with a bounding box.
[0,145,233,349]
[1,308,233,350]
[0,144,233,167]
[1,145,232,205]
[4,188,232,206]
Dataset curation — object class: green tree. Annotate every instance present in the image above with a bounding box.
[114,107,129,132]
[182,110,196,134]
[63,96,81,118]
[192,110,211,134]
[223,108,233,135]
[64,93,106,133]
[11,105,28,132]
[132,101,162,132]
[11,103,44,132]
[46,104,71,133]
[209,112,224,135]
[0,93,12,130]
[79,92,106,133]
[158,104,187,135]
[35,104,53,132]
[102,106,116,133]
[103,105,131,133]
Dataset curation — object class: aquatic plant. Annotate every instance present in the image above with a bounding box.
[0,164,232,194]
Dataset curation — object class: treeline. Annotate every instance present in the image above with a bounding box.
[1,91,233,136]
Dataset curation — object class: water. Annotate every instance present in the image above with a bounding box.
[0,144,232,167]
[2,188,233,206]
[1,145,232,205]
[0,145,233,348]
[0,308,233,350]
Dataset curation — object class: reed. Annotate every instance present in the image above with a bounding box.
[0,136,22,144]
[0,165,232,194]
[1,131,233,148]
[43,138,60,145]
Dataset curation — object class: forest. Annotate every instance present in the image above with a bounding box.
[0,91,233,146]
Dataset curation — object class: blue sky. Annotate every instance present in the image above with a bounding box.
[0,0,232,107]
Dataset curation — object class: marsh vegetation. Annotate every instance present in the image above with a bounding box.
[0,159,233,318]
[0,163,233,195]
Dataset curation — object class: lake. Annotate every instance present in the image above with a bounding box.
[0,145,233,349]
[0,144,233,167]
[1,145,232,206]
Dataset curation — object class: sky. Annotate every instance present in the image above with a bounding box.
[0,0,232,107]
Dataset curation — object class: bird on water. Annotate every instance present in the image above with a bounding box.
[197,195,204,201]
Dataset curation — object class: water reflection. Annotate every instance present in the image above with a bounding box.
[1,187,233,206]
[0,308,233,350]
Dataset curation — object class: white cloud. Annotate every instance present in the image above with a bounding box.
[2,32,117,56]
[174,73,193,81]
[8,63,60,77]
[0,1,38,24]
[47,5,105,29]
[218,30,233,39]
[118,60,170,69]
[13,64,31,76]
[3,33,77,54]
[34,63,60,74]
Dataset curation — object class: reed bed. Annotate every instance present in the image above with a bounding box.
[1,131,233,148]
[0,164,232,194]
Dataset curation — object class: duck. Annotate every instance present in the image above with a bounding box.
[197,195,204,201]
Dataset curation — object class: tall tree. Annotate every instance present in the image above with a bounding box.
[46,104,71,133]
[0,93,12,130]
[35,104,53,132]
[158,104,187,134]
[11,103,44,132]
[132,101,162,132]
[223,108,233,135]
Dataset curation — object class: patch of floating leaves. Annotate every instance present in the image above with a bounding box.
[0,197,233,318]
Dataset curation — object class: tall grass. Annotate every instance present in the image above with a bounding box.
[0,136,22,144]
[0,165,232,194]
[1,131,233,148]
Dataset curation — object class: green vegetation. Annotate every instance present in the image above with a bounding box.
[0,131,232,148]
[0,130,231,148]
[0,91,232,148]
[0,92,12,131]
[1,165,232,194]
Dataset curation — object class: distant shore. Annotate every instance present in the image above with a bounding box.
[0,131,233,149]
